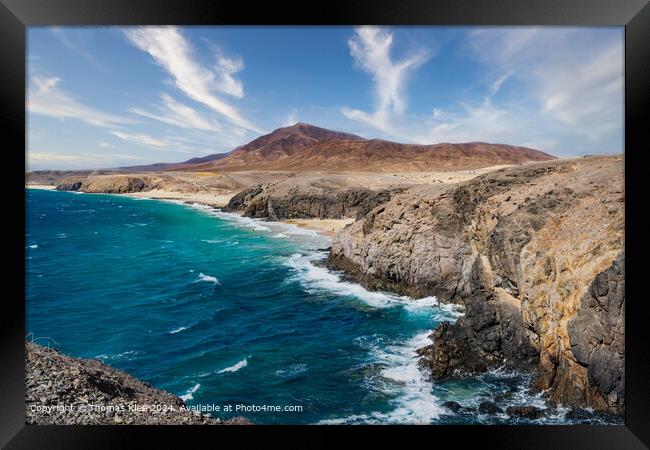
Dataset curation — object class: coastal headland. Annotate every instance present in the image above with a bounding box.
[26,123,624,419]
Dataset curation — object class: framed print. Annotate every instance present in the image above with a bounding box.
[1,0,649,448]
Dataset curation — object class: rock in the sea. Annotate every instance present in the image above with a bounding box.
[478,401,502,415]
[505,405,545,420]
[328,156,625,414]
[442,401,463,413]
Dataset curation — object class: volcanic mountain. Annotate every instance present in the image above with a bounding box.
[124,123,556,173]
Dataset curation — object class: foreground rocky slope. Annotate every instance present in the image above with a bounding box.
[328,156,624,413]
[25,342,250,425]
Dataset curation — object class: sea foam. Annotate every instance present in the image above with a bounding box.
[285,252,464,318]
[169,326,188,334]
[319,331,444,425]
[218,357,249,373]
[180,383,201,401]
[195,273,220,285]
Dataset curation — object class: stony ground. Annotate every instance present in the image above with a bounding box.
[25,342,250,425]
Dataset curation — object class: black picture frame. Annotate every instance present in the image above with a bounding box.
[2,0,649,448]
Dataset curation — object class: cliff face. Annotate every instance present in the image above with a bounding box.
[55,174,204,194]
[225,183,398,221]
[328,156,624,413]
[25,342,250,425]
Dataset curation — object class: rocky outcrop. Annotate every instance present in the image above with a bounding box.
[57,175,154,193]
[56,178,84,191]
[25,342,250,425]
[225,183,397,221]
[54,174,210,195]
[328,156,624,413]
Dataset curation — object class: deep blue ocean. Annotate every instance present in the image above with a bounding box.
[26,188,611,424]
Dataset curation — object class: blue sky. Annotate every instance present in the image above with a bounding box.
[27,26,623,170]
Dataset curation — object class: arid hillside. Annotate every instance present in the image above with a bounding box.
[171,123,555,172]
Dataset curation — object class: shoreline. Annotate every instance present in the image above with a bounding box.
[123,190,354,239]
[31,186,352,240]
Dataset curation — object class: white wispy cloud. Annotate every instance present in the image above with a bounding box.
[28,76,134,128]
[343,27,623,155]
[283,110,299,127]
[110,130,192,153]
[130,93,222,132]
[342,26,431,134]
[462,28,623,146]
[123,26,259,132]
[50,27,100,66]
[28,151,144,170]
[213,50,244,98]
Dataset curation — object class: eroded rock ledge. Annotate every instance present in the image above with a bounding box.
[55,174,203,195]
[327,156,625,413]
[224,183,399,221]
[25,342,250,425]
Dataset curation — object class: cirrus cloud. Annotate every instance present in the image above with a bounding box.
[123,26,260,132]
[28,76,134,128]
[342,26,431,135]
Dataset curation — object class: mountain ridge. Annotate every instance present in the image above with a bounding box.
[119,122,556,173]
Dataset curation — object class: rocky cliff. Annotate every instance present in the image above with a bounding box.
[225,182,399,221]
[55,174,206,194]
[328,156,624,413]
[25,342,250,425]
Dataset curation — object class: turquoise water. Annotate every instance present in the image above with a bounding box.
[26,189,605,424]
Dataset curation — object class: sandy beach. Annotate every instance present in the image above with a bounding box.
[26,184,56,190]
[283,218,356,238]
[124,189,234,208]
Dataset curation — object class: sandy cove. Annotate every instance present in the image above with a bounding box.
[124,190,355,239]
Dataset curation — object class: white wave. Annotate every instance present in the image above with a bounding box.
[180,383,201,401]
[195,273,220,285]
[275,363,307,378]
[276,223,319,237]
[274,233,289,239]
[285,252,464,318]
[201,239,223,244]
[169,326,188,334]
[319,331,443,425]
[195,208,272,232]
[95,350,143,362]
[218,357,249,373]
[28,244,39,249]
